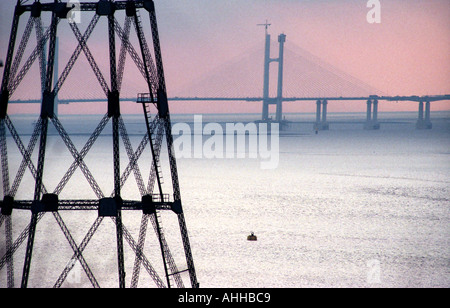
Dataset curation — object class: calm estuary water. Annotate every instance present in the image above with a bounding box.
[1,111,449,288]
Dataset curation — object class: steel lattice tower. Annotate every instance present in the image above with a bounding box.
[0,0,198,288]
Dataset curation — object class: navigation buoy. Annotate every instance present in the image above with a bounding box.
[247,232,257,241]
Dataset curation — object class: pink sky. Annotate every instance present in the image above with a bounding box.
[1,0,449,115]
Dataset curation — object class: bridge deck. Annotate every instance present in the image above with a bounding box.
[9,94,450,105]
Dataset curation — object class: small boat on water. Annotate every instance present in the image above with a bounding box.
[247,232,257,241]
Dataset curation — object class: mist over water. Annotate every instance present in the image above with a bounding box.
[1,112,449,288]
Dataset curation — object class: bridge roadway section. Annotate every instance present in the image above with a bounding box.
[10,94,450,130]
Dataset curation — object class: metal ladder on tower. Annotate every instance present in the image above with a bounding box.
[142,100,164,188]
[134,7,188,288]
[137,93,182,288]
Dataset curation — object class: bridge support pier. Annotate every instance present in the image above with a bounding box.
[275,34,286,123]
[314,99,329,131]
[416,101,432,129]
[261,30,270,122]
[260,30,286,127]
[364,99,380,130]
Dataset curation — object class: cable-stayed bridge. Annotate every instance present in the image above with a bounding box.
[5,15,449,130]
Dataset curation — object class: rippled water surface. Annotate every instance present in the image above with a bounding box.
[1,112,449,288]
